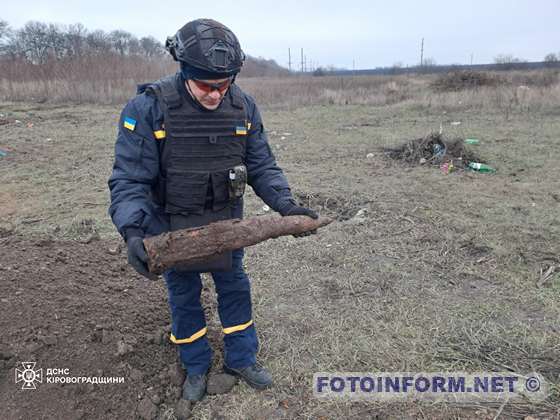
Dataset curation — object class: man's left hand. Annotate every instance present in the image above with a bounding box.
[280,203,319,237]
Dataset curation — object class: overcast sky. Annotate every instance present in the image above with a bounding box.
[2,0,559,69]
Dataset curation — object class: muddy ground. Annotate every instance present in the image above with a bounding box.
[1,97,559,419]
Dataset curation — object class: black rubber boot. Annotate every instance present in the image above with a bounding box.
[223,363,273,390]
[182,373,207,401]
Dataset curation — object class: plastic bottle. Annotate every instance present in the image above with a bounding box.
[468,162,496,173]
[465,138,480,145]
[432,143,445,158]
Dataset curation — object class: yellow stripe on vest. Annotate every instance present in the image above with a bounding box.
[170,327,207,344]
[153,130,166,140]
[223,320,253,335]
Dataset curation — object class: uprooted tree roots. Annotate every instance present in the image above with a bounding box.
[383,133,482,168]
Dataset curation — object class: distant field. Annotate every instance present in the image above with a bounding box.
[1,72,559,419]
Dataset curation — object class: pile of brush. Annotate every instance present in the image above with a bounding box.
[383,133,481,168]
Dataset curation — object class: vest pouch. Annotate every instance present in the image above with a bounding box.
[211,170,231,211]
[165,169,209,215]
[169,206,233,272]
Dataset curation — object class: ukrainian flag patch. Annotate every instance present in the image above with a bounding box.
[123,117,136,131]
[235,126,247,135]
[153,130,166,140]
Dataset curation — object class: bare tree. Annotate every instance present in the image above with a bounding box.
[494,54,522,64]
[109,30,134,56]
[85,29,111,55]
[494,54,526,70]
[45,23,67,59]
[17,21,52,64]
[0,19,9,39]
[140,36,165,57]
[0,19,12,54]
[65,23,87,57]
[127,37,142,56]
[422,57,437,67]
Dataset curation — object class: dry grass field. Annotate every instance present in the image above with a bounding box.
[1,71,559,419]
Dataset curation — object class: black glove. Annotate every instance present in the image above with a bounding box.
[127,236,158,281]
[279,200,319,238]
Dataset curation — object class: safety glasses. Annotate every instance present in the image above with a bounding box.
[192,77,233,94]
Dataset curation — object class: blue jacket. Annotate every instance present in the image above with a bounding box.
[108,75,294,240]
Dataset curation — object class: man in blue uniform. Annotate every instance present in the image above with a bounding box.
[108,19,317,401]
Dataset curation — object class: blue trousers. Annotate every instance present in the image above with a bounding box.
[163,248,258,375]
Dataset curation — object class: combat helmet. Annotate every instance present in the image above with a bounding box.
[166,19,245,77]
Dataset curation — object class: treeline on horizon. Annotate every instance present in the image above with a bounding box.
[0,19,289,84]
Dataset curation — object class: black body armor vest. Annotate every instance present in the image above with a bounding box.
[146,73,248,216]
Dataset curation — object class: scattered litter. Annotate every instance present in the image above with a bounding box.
[46,138,52,142]
[355,209,367,218]
[14,120,21,124]
[383,133,484,171]
[0,150,7,158]
[280,136,286,140]
[366,153,374,159]
[468,162,496,173]
[262,205,270,212]
[348,208,368,225]
[465,138,480,145]
[450,121,461,126]
[27,122,33,128]
[282,132,292,136]
[107,245,121,255]
[440,161,455,174]
[432,143,446,160]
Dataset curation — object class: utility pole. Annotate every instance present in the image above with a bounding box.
[420,37,424,67]
[470,53,473,66]
[288,48,292,71]
[301,48,304,73]
[304,55,307,72]
[353,59,355,75]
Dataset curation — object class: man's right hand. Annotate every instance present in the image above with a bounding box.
[127,237,158,281]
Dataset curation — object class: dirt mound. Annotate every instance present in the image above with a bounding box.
[0,236,189,419]
[383,133,482,168]
[430,70,505,92]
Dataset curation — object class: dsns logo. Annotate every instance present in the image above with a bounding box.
[15,362,43,390]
